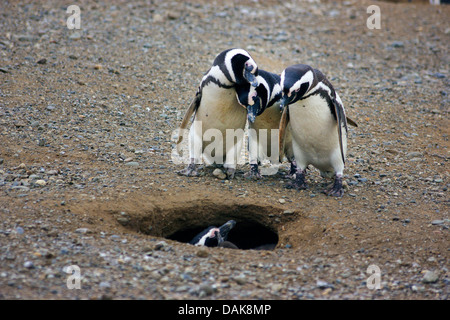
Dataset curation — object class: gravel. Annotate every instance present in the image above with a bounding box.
[0,0,448,300]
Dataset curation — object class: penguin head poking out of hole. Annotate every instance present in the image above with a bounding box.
[190,220,236,248]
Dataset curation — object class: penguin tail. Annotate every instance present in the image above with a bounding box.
[346,116,358,128]
[177,92,201,145]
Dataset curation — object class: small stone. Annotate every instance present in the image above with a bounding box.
[196,249,209,258]
[278,198,286,204]
[212,168,226,180]
[234,275,246,285]
[37,58,47,64]
[316,280,334,289]
[75,228,91,234]
[154,241,168,251]
[23,261,34,269]
[431,220,444,225]
[35,180,46,186]
[69,32,82,40]
[116,217,129,226]
[406,152,422,159]
[198,283,215,297]
[125,162,139,167]
[422,270,439,283]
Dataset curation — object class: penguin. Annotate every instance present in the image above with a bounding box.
[278,64,358,197]
[176,49,259,179]
[190,220,236,248]
[235,69,296,179]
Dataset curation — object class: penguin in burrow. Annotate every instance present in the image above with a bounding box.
[190,220,237,248]
[278,64,358,197]
[176,48,259,179]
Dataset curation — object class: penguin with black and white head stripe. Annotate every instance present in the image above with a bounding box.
[190,220,237,248]
[237,69,296,179]
[278,64,357,197]
[176,49,259,179]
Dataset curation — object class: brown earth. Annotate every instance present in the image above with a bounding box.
[0,0,448,300]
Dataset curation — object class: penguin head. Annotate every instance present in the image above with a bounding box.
[280,64,315,109]
[225,49,259,87]
[243,60,259,87]
[190,220,236,247]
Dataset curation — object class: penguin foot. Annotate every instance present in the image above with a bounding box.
[285,169,307,190]
[226,167,236,180]
[244,164,262,180]
[177,163,199,177]
[284,161,298,179]
[323,175,344,197]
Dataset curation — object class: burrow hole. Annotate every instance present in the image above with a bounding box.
[127,202,282,251]
[166,219,279,250]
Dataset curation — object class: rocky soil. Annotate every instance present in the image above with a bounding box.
[0,0,448,300]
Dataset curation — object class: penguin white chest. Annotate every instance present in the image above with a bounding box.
[196,84,246,131]
[289,94,346,171]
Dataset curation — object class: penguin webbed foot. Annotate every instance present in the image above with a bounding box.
[284,161,298,179]
[177,163,200,177]
[244,164,262,180]
[323,175,344,197]
[225,167,236,180]
[285,169,307,190]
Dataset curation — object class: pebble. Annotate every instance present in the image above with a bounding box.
[23,261,35,269]
[75,228,91,234]
[69,32,82,40]
[278,198,286,204]
[196,249,209,258]
[212,168,227,180]
[34,180,46,186]
[125,162,139,167]
[422,271,439,283]
[431,220,444,225]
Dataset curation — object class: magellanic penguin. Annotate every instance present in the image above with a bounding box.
[279,64,358,197]
[237,69,296,179]
[176,49,259,179]
[190,220,236,248]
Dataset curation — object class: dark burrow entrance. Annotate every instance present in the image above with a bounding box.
[166,219,279,250]
[115,201,285,251]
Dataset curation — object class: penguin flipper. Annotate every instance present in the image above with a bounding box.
[332,98,346,165]
[177,92,201,145]
[346,116,358,128]
[278,105,290,163]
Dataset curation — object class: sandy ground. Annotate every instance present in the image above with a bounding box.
[0,0,448,300]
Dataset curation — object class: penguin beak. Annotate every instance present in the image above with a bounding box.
[247,98,260,123]
[279,95,289,112]
[244,66,258,87]
[219,220,236,241]
[247,105,257,123]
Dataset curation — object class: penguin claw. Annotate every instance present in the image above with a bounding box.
[323,176,344,197]
[285,169,307,190]
[226,168,236,180]
[323,187,344,197]
[177,164,199,177]
[244,164,262,180]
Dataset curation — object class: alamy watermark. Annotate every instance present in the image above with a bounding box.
[67,5,81,30]
[366,264,381,290]
[64,265,81,289]
[367,5,381,30]
[171,122,281,174]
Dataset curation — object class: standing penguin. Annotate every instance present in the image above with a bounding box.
[238,69,296,179]
[176,49,259,179]
[278,64,357,197]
